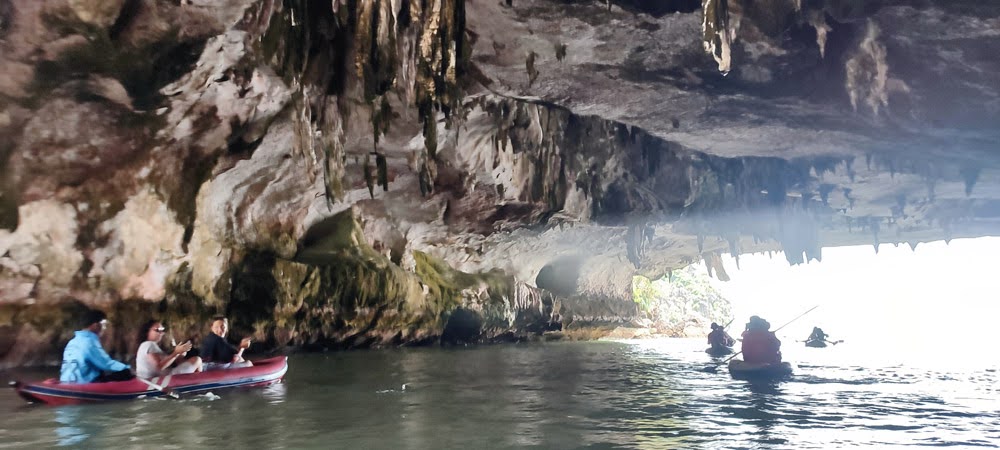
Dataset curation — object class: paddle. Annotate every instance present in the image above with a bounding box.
[137,377,180,399]
[702,305,820,373]
[799,338,843,345]
[721,318,737,346]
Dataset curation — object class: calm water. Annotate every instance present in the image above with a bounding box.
[1,339,998,449]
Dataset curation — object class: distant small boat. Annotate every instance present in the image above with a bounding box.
[805,339,827,348]
[13,356,287,406]
[705,346,735,356]
[728,358,793,380]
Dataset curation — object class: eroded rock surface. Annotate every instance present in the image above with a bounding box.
[1,0,998,366]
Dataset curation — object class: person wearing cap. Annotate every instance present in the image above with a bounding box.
[59,309,133,383]
[707,322,736,349]
[741,316,782,364]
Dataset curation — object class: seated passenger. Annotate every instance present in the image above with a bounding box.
[201,316,253,370]
[741,316,782,364]
[60,309,133,383]
[707,322,736,349]
[135,319,203,379]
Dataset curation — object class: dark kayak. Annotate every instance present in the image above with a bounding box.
[705,346,734,356]
[805,339,827,348]
[728,359,793,380]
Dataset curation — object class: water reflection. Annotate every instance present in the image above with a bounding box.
[260,382,287,404]
[398,349,430,450]
[54,407,90,447]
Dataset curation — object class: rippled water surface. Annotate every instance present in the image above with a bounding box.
[2,339,998,449]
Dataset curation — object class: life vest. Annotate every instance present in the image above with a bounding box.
[741,329,781,364]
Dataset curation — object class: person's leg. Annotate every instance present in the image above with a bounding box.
[95,369,135,382]
[169,357,203,375]
[203,361,253,371]
[202,362,225,371]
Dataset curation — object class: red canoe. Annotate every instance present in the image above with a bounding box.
[12,356,288,406]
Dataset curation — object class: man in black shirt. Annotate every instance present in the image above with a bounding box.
[201,316,253,370]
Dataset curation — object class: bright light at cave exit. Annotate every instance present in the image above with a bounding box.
[706,237,1000,368]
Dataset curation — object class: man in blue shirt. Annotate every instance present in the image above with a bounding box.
[60,310,133,383]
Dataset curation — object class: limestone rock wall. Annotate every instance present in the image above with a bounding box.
[1,0,999,367]
[0,0,575,367]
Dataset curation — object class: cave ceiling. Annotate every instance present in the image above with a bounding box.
[419,0,1000,298]
[457,0,1000,296]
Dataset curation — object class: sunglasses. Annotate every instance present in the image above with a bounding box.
[153,327,166,332]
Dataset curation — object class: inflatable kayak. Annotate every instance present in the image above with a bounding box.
[705,346,735,356]
[728,358,793,380]
[13,356,287,406]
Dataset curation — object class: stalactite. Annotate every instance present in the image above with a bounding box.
[843,188,855,209]
[626,221,651,269]
[555,43,567,62]
[870,217,881,254]
[809,9,830,58]
[376,152,389,191]
[845,20,890,116]
[526,51,539,86]
[364,153,375,199]
[818,184,834,206]
[844,157,856,182]
[292,87,315,172]
[702,0,741,74]
[418,161,433,196]
[321,103,347,205]
[702,252,730,281]
[894,194,906,219]
[961,166,980,197]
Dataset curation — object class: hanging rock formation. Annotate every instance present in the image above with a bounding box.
[0,0,998,366]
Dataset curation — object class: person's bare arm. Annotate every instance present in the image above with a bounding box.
[153,341,192,371]
[233,337,251,363]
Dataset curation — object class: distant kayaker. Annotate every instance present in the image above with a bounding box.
[201,316,253,370]
[59,309,134,383]
[135,319,203,379]
[741,316,782,364]
[804,326,837,347]
[707,322,736,349]
[806,327,829,343]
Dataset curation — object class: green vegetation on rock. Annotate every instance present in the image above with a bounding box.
[632,265,733,336]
